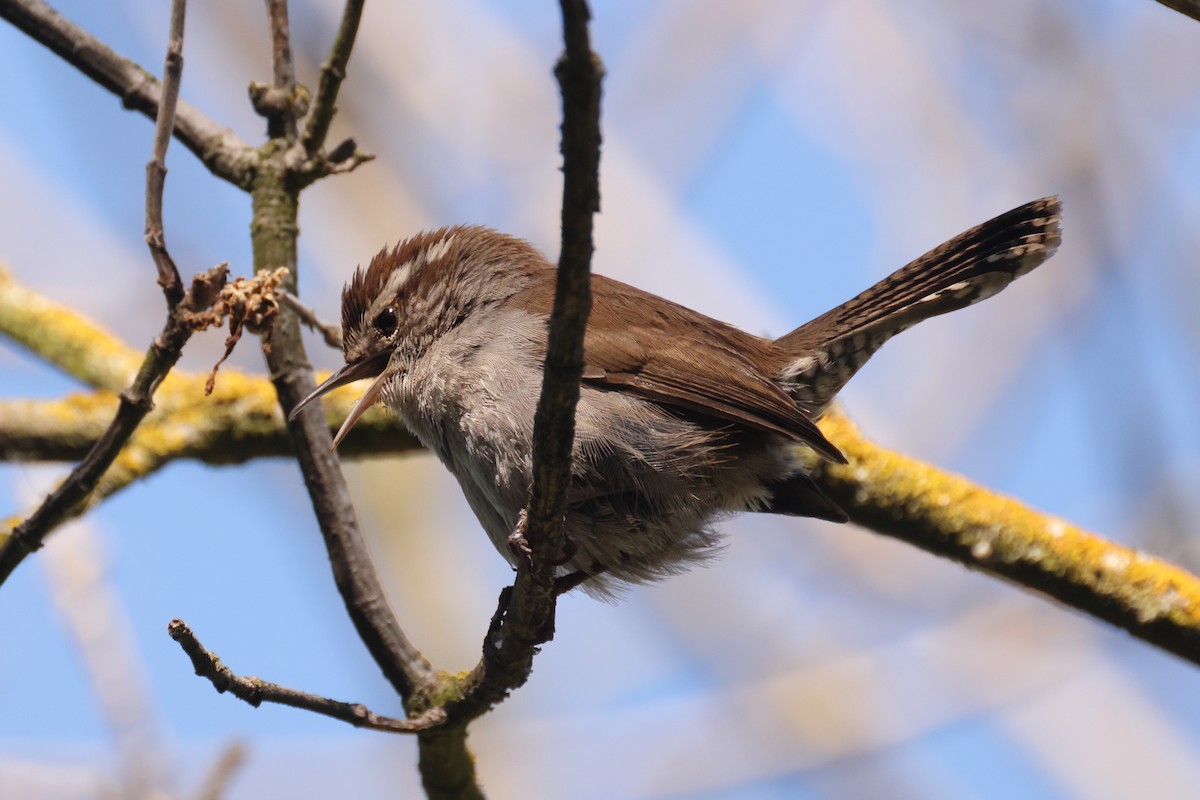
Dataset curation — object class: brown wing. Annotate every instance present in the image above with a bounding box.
[513,272,845,464]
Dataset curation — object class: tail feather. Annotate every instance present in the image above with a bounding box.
[775,197,1062,415]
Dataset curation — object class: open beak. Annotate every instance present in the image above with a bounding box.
[289,353,391,450]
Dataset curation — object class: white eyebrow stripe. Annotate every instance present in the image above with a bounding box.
[368,233,459,324]
[422,234,456,264]
[381,259,416,300]
[376,233,457,306]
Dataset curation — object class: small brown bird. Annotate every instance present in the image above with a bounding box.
[292,198,1061,595]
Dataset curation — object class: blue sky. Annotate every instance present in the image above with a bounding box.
[3,1,1200,798]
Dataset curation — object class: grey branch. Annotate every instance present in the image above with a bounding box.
[0,0,255,188]
[259,0,300,140]
[168,620,446,734]
[439,0,604,724]
[144,0,187,307]
[302,0,366,156]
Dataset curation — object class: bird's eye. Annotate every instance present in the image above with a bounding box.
[372,306,398,336]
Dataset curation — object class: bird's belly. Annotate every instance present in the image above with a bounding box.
[394,346,804,595]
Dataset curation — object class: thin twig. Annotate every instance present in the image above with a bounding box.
[262,0,299,139]
[279,290,343,349]
[0,0,228,588]
[144,0,187,307]
[496,0,604,649]
[0,0,255,188]
[302,0,366,156]
[441,0,604,723]
[168,620,446,734]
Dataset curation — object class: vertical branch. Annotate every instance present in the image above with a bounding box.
[301,0,366,156]
[257,0,300,140]
[251,160,435,701]
[498,0,604,649]
[527,0,604,552]
[266,0,295,91]
[436,0,604,727]
[144,0,187,308]
[400,4,604,794]
[250,4,436,705]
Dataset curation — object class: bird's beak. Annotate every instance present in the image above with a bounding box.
[289,353,391,450]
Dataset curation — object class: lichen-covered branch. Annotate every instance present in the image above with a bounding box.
[0,370,418,556]
[0,264,142,391]
[0,0,256,188]
[813,409,1200,666]
[0,378,416,467]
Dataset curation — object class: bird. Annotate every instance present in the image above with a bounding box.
[291,197,1062,596]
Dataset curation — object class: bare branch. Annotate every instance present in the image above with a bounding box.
[0,0,255,188]
[256,0,301,140]
[144,0,187,307]
[279,290,343,349]
[495,0,603,659]
[168,620,446,734]
[302,0,366,156]
[246,47,435,704]
[435,0,604,725]
[268,319,437,707]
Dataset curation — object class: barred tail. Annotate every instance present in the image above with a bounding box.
[775,196,1062,415]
